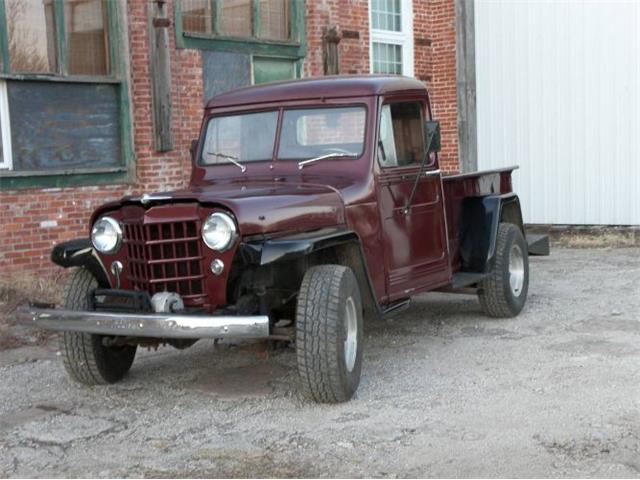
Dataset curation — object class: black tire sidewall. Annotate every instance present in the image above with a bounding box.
[336,270,364,398]
[498,226,529,314]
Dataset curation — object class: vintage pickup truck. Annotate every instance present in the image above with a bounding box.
[20,76,548,403]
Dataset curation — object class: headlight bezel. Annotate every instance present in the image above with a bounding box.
[201,212,237,252]
[91,216,123,254]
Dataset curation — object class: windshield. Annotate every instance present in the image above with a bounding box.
[201,110,277,165]
[278,106,366,160]
[200,106,366,167]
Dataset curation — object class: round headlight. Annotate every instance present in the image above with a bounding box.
[202,212,237,251]
[91,217,122,254]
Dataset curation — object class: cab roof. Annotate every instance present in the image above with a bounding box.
[205,75,427,109]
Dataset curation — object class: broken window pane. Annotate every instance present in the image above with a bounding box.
[65,0,109,76]
[258,0,289,41]
[7,0,58,74]
[182,0,213,35]
[219,0,252,37]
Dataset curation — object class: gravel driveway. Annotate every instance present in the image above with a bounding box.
[0,248,639,478]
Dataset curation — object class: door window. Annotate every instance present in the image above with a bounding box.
[378,102,425,167]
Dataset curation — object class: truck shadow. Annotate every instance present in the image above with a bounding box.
[123,293,492,400]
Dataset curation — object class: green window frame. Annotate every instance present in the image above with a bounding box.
[0,0,134,190]
[175,0,306,60]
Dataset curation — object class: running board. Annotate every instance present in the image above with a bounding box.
[450,272,487,289]
[526,234,550,256]
[382,298,411,319]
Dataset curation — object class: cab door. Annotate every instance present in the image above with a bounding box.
[376,99,451,299]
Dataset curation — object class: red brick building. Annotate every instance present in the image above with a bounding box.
[0,0,458,277]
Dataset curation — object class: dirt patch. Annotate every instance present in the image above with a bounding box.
[527,225,640,248]
[0,271,64,350]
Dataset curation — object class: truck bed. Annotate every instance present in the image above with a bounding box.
[442,166,519,273]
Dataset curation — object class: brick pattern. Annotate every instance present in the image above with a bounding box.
[0,0,459,276]
[0,0,203,276]
[304,0,458,171]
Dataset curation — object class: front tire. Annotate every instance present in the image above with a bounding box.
[478,223,529,317]
[296,265,364,403]
[59,268,137,385]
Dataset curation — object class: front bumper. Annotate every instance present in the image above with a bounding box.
[17,306,269,339]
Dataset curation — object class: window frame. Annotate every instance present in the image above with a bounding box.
[0,0,134,190]
[175,0,306,61]
[278,105,368,160]
[276,103,369,162]
[199,108,280,166]
[369,0,414,76]
[377,100,432,169]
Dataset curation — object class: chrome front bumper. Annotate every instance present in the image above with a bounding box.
[17,306,270,339]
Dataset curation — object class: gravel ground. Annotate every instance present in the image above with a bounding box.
[0,248,639,478]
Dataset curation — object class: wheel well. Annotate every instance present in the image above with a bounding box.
[500,199,525,233]
[231,241,379,322]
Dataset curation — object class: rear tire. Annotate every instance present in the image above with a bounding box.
[59,269,136,385]
[478,223,529,318]
[296,265,363,403]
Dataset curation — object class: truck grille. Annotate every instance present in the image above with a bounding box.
[123,220,206,306]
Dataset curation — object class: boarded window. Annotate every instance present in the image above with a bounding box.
[219,0,252,37]
[7,81,121,171]
[65,0,109,76]
[258,0,289,40]
[6,0,58,74]
[253,56,295,84]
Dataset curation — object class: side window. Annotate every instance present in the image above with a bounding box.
[377,101,425,168]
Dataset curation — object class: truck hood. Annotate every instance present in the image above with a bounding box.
[99,181,346,236]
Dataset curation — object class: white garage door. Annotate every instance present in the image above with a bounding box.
[475,0,640,225]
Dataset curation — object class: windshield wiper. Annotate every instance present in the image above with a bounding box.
[297,152,358,170]
[206,151,246,172]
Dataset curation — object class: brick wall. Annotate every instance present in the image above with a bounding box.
[0,0,203,277]
[0,0,459,277]
[304,0,458,170]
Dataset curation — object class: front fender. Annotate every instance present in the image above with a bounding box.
[239,228,381,320]
[51,238,110,287]
[241,228,360,266]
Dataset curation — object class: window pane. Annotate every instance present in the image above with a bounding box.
[371,0,401,32]
[65,0,109,76]
[279,107,366,160]
[258,0,289,40]
[182,0,213,35]
[253,57,295,84]
[372,42,402,74]
[390,102,424,166]
[202,111,277,165]
[219,0,252,37]
[378,105,398,167]
[6,0,57,73]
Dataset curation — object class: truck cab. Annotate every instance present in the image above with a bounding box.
[20,76,547,403]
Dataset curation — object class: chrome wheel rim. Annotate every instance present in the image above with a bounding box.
[509,244,525,296]
[344,296,358,373]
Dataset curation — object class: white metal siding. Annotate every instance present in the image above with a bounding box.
[475,0,640,225]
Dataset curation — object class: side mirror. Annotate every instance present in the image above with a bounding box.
[189,139,199,162]
[425,120,441,153]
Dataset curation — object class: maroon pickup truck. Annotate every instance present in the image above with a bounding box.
[20,76,548,403]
